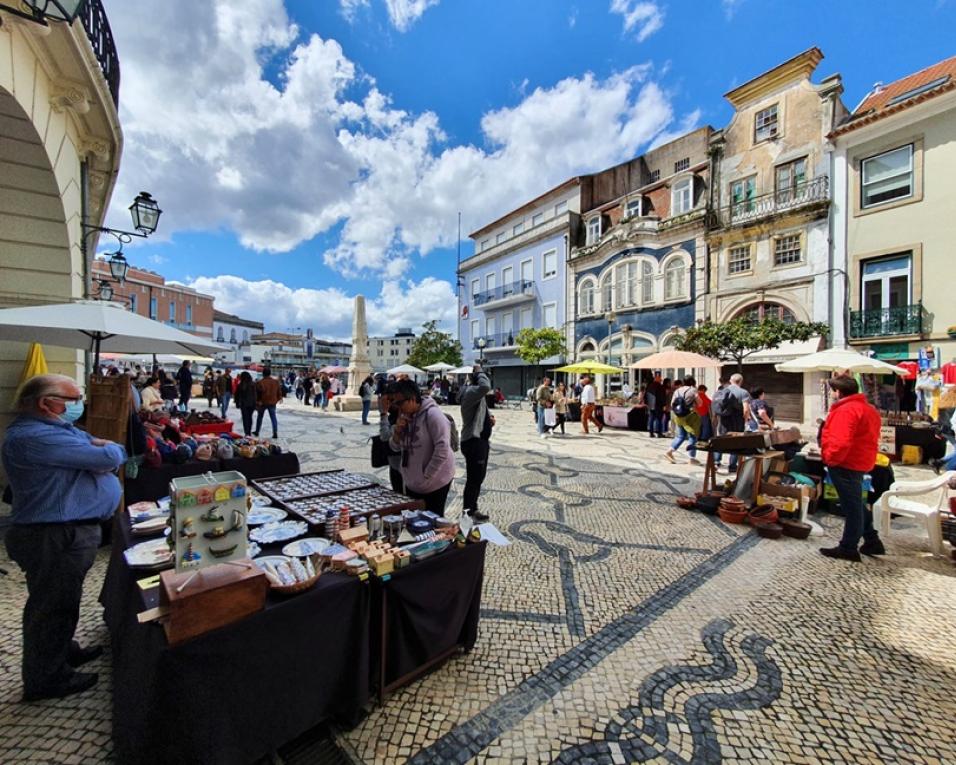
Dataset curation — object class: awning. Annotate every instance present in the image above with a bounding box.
[742,337,823,366]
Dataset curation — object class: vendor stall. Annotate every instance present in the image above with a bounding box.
[599,402,646,431]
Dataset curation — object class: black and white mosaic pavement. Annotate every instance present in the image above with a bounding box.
[1,403,954,764]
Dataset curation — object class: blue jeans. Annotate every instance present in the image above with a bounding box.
[361,399,371,424]
[255,405,278,437]
[219,392,231,419]
[648,411,664,434]
[537,406,549,434]
[942,452,956,471]
[830,466,878,551]
[320,390,329,409]
[670,424,698,458]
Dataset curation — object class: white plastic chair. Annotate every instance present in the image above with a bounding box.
[876,471,955,556]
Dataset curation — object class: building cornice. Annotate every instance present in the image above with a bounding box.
[724,47,823,109]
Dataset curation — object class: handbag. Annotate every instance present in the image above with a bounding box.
[544,408,557,427]
[370,435,394,468]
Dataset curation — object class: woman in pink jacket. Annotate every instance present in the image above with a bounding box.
[388,379,456,513]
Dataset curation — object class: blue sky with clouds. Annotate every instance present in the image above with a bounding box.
[101,0,956,338]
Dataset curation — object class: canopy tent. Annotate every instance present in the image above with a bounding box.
[424,361,456,372]
[629,350,722,369]
[387,363,426,377]
[446,366,476,375]
[552,361,625,375]
[318,365,348,374]
[0,301,225,367]
[101,352,214,367]
[775,347,909,376]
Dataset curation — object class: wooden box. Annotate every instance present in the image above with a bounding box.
[158,561,268,646]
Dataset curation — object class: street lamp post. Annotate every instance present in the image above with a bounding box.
[477,336,487,366]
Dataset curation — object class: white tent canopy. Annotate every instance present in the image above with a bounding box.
[424,361,456,372]
[775,347,908,375]
[0,301,225,365]
[446,366,475,375]
[387,363,426,377]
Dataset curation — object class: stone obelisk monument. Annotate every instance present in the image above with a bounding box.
[335,295,373,411]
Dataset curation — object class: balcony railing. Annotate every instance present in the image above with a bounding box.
[473,279,535,307]
[80,0,120,107]
[849,303,924,339]
[473,331,518,351]
[712,176,829,228]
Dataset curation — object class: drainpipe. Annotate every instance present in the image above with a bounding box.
[826,143,836,348]
[564,232,572,365]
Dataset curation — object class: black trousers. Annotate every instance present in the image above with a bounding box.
[461,437,490,513]
[389,466,404,494]
[240,406,255,435]
[5,522,101,695]
[406,481,452,515]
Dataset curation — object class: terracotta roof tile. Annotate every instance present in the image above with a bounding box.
[854,54,956,116]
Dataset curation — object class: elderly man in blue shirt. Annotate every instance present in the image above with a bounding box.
[3,374,126,702]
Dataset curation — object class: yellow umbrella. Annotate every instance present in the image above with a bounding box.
[12,343,49,405]
[552,360,625,374]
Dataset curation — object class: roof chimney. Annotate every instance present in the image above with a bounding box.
[872,81,884,93]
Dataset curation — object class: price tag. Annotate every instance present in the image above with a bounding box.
[379,574,391,582]
[358,572,369,582]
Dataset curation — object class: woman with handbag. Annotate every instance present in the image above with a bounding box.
[234,372,257,436]
[552,382,568,435]
[665,376,702,465]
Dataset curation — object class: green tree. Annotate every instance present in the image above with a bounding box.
[514,327,566,366]
[407,320,463,368]
[673,317,829,374]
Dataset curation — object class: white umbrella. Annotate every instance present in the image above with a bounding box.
[629,350,723,369]
[0,301,226,367]
[387,363,425,377]
[775,347,908,375]
[446,366,475,375]
[424,361,456,372]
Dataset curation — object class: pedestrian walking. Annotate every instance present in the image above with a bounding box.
[579,375,603,434]
[318,373,331,410]
[460,365,493,522]
[711,373,751,473]
[254,367,283,439]
[645,372,665,437]
[747,388,775,431]
[217,369,233,419]
[202,370,216,408]
[553,382,568,435]
[819,375,885,562]
[360,375,374,425]
[696,384,713,442]
[665,376,701,465]
[535,377,554,438]
[175,360,193,411]
[303,374,314,406]
[234,371,257,436]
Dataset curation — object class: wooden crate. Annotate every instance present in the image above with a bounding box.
[86,374,130,445]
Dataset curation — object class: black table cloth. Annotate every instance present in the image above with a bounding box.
[101,515,370,765]
[124,453,301,504]
[894,425,946,462]
[371,541,486,696]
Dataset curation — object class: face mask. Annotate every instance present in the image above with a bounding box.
[61,401,85,423]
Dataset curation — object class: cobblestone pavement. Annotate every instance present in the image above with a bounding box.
[1,401,954,764]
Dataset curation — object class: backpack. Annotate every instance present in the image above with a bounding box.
[444,413,460,452]
[712,386,742,420]
[670,387,692,418]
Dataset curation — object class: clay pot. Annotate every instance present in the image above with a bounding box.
[756,522,783,539]
[718,506,748,524]
[676,496,697,510]
[748,505,779,526]
[780,519,812,540]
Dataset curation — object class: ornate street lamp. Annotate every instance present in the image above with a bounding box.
[477,336,487,366]
[95,279,114,301]
[129,192,163,235]
[107,252,129,282]
[0,1,83,24]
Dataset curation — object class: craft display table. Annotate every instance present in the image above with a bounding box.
[600,404,646,431]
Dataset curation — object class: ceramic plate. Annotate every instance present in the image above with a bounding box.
[247,506,287,525]
[124,538,173,569]
[248,520,308,544]
[282,537,331,557]
[250,495,273,508]
[131,517,169,536]
[254,555,292,571]
[246,542,261,559]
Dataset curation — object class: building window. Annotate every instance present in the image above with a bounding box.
[586,216,602,245]
[542,250,557,279]
[502,265,513,290]
[471,278,479,301]
[614,261,638,308]
[624,198,642,219]
[671,177,693,215]
[862,254,911,312]
[470,319,479,340]
[774,234,802,266]
[217,327,224,342]
[485,272,496,293]
[674,157,690,173]
[579,281,595,315]
[641,261,654,304]
[496,232,506,244]
[775,158,807,204]
[520,258,533,284]
[728,245,751,275]
[542,303,557,328]
[501,312,514,341]
[754,103,778,142]
[738,302,797,324]
[168,301,176,322]
[601,273,613,311]
[242,330,248,342]
[185,305,192,326]
[554,200,567,216]
[485,317,495,336]
[664,258,687,300]
[648,169,660,183]
[149,297,157,319]
[480,239,489,252]
[861,144,914,208]
[520,307,533,328]
[532,212,544,227]
[230,328,237,343]
[512,222,524,236]
[129,293,137,314]
[731,176,757,217]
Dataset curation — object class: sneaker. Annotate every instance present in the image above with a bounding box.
[23,672,98,702]
[664,451,676,464]
[859,538,887,556]
[467,510,490,522]
[688,458,701,466]
[819,546,861,563]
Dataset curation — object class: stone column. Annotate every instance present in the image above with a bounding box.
[335,296,373,411]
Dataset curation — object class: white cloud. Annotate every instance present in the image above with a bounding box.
[609,0,665,42]
[188,273,458,339]
[722,0,745,19]
[339,0,439,31]
[107,1,682,281]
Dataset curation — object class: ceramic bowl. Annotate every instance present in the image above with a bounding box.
[748,505,779,525]
[756,522,783,539]
[717,506,748,524]
[779,519,812,540]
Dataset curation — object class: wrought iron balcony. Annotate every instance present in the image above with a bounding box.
[712,176,829,228]
[80,0,120,107]
[473,331,518,351]
[849,303,924,339]
[472,279,535,308]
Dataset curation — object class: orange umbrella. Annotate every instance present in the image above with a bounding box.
[629,350,722,369]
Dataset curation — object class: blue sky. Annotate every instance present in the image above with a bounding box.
[102,0,956,338]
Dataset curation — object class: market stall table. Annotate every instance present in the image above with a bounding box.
[101,513,370,765]
[600,404,646,431]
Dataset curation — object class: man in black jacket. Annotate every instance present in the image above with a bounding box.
[459,366,493,522]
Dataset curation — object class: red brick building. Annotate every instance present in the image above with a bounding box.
[92,259,214,338]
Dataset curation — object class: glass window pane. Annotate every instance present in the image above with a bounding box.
[863,146,912,184]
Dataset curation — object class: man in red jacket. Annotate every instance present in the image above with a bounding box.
[820,375,885,562]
